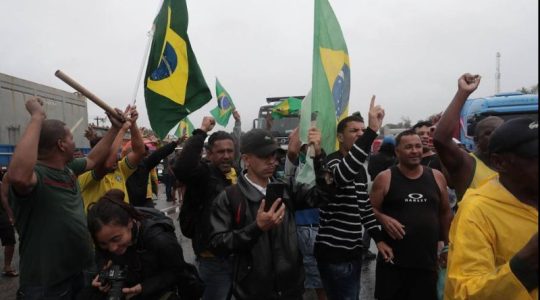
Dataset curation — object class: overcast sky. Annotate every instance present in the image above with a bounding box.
[1,0,538,134]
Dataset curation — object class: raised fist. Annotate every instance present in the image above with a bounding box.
[25,97,46,118]
[200,116,216,133]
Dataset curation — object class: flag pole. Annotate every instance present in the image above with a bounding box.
[131,26,155,105]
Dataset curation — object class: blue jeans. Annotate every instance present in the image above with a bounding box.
[17,273,84,300]
[317,258,363,300]
[296,226,323,289]
[197,256,234,300]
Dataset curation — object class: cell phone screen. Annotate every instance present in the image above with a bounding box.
[265,182,285,210]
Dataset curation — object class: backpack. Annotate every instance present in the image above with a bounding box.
[178,186,204,239]
[135,207,205,300]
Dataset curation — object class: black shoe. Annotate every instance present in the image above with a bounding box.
[363,250,377,260]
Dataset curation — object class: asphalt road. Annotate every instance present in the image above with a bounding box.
[0,184,377,299]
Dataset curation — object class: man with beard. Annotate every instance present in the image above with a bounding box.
[370,130,452,300]
[173,116,238,300]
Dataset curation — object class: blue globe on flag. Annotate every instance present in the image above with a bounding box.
[150,42,178,81]
[332,64,350,119]
[218,95,232,111]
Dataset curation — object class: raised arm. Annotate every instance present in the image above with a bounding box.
[85,107,126,171]
[173,117,215,182]
[125,106,146,167]
[93,117,132,179]
[144,141,178,170]
[433,74,481,196]
[332,96,385,186]
[8,98,45,195]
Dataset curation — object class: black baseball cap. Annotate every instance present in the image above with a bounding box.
[240,129,280,157]
[489,117,538,158]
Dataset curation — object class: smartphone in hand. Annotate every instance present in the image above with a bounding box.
[265,182,285,211]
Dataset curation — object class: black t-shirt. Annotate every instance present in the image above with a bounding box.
[368,152,396,181]
[381,166,441,270]
[421,153,442,172]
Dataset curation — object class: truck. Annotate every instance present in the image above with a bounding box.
[459,92,538,151]
[252,96,304,149]
[0,73,90,167]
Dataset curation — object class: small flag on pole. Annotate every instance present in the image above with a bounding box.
[271,97,302,119]
[210,78,235,127]
[144,0,212,139]
[175,117,195,138]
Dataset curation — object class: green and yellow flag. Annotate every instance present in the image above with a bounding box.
[310,0,350,153]
[271,97,302,119]
[144,0,211,139]
[297,0,350,185]
[175,117,195,138]
[210,78,235,127]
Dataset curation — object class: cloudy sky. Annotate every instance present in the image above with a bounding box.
[1,0,537,133]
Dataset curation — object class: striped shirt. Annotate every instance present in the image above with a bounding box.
[314,128,383,263]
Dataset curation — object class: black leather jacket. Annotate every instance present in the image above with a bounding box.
[208,155,334,300]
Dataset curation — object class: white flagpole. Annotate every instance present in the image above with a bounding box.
[131,0,164,105]
[131,26,155,105]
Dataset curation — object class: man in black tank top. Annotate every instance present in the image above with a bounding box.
[369,130,452,300]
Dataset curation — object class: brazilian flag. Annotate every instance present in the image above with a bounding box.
[175,117,195,138]
[210,78,235,126]
[311,0,350,153]
[145,0,212,139]
[271,97,302,119]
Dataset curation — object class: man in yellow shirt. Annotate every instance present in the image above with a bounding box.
[79,106,145,211]
[445,117,538,300]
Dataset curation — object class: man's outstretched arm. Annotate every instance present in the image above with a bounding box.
[8,98,45,195]
[433,74,480,196]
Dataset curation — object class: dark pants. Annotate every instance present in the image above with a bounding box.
[317,258,363,300]
[163,174,173,201]
[197,256,233,300]
[375,259,438,300]
[17,273,84,300]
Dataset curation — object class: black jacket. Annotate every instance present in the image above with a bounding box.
[95,217,199,300]
[126,141,177,207]
[208,155,334,300]
[173,129,236,255]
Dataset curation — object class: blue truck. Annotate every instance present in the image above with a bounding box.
[459,92,538,151]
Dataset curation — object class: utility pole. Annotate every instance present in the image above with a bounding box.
[495,52,501,94]
[93,116,106,127]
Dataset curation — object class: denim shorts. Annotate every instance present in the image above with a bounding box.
[296,225,323,289]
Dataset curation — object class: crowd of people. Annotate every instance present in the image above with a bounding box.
[0,73,537,300]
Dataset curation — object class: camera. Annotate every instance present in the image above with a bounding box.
[99,265,127,300]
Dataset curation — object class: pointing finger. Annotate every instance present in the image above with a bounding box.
[370,95,376,109]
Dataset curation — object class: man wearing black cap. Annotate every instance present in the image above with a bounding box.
[208,127,334,299]
[445,117,538,299]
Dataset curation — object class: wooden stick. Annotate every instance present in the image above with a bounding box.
[55,70,121,119]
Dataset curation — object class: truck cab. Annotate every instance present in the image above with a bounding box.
[252,96,304,149]
[460,92,538,151]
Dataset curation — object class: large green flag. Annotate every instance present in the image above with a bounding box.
[144,0,212,139]
[210,78,235,126]
[175,117,195,138]
[311,0,350,153]
[297,0,350,185]
[271,97,302,119]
